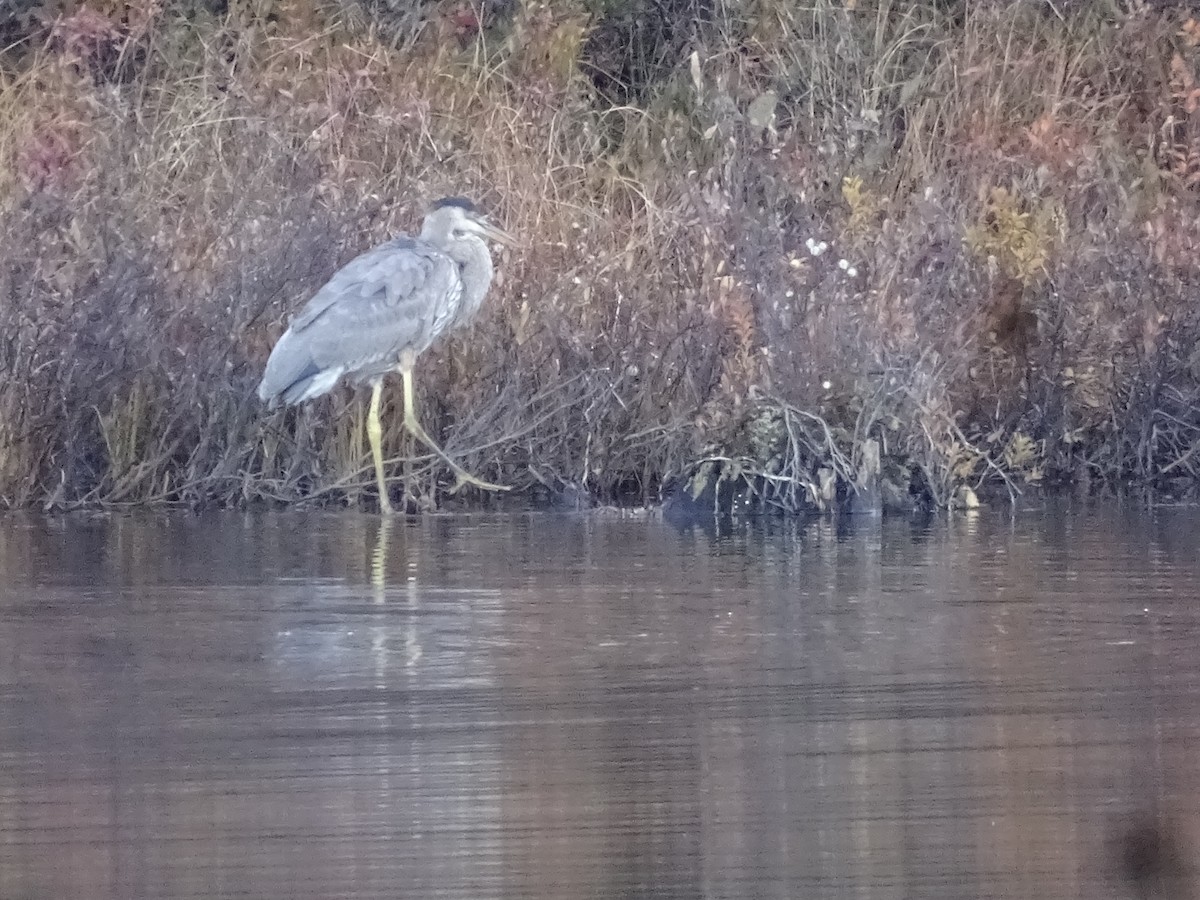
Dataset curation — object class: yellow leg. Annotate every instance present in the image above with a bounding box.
[366,381,394,514]
[401,366,510,493]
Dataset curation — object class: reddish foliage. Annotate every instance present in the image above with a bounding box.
[16,121,80,193]
[49,6,122,66]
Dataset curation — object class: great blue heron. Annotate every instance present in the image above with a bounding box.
[257,197,514,513]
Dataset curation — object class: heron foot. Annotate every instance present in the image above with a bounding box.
[400,368,510,496]
[448,468,511,495]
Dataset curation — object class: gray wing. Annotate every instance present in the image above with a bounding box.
[257,237,463,406]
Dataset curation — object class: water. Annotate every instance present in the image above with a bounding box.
[0,504,1197,899]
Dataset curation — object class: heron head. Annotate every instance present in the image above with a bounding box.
[423,197,516,248]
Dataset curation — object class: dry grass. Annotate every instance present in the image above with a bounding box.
[0,0,1198,512]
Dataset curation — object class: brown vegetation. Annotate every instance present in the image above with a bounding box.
[1,0,1199,512]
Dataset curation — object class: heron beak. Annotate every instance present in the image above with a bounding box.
[480,220,518,247]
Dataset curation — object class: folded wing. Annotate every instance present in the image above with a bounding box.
[257,237,463,407]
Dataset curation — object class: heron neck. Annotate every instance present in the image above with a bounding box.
[446,239,494,326]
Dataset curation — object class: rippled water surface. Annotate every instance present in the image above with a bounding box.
[1,505,1198,899]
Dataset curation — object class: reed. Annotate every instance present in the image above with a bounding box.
[0,0,1196,510]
